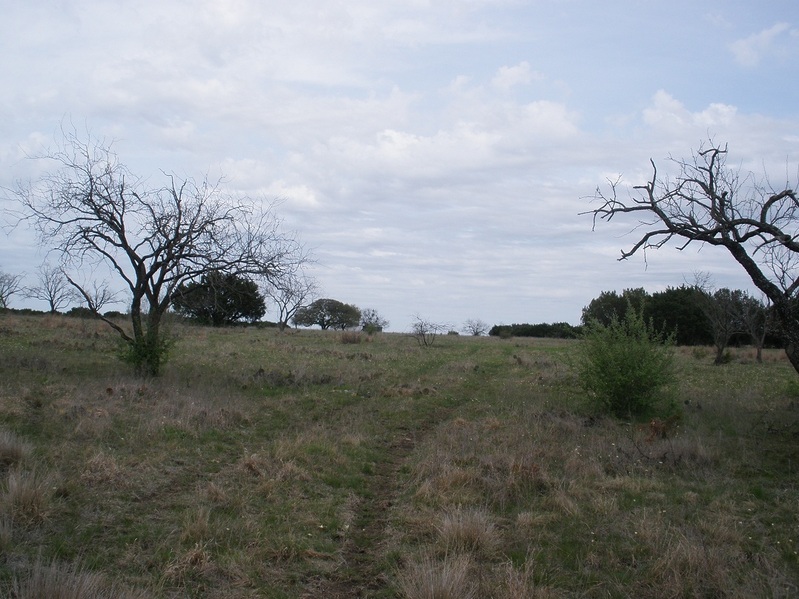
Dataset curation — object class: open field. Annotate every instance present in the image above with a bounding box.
[1,312,798,598]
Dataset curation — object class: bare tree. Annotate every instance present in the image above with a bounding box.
[13,130,304,375]
[462,318,489,336]
[262,270,317,332]
[0,270,23,309]
[698,285,745,365]
[24,264,76,313]
[737,292,772,363]
[67,277,120,315]
[589,141,799,374]
[410,315,448,347]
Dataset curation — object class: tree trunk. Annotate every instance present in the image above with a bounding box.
[713,343,727,365]
[783,340,799,374]
[774,299,799,375]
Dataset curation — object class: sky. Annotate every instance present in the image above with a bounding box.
[1,1,798,331]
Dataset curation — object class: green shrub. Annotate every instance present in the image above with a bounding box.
[575,307,677,418]
[118,333,173,377]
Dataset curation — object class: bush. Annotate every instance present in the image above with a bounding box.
[65,306,95,319]
[119,334,173,377]
[575,307,677,419]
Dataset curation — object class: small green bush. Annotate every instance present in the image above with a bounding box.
[118,333,173,377]
[576,307,677,419]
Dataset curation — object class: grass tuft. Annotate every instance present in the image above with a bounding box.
[2,468,52,523]
[397,553,475,599]
[436,506,499,555]
[12,558,150,599]
[0,429,32,470]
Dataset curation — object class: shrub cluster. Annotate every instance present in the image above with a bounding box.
[575,308,677,418]
[489,322,581,339]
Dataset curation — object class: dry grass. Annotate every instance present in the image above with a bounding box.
[12,558,150,599]
[396,553,475,599]
[495,558,561,599]
[163,541,213,585]
[1,314,798,598]
[1,468,52,523]
[340,331,363,344]
[435,506,499,555]
[0,429,32,470]
[0,516,12,552]
[181,505,212,544]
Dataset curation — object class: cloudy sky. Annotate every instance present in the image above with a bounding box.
[1,1,798,331]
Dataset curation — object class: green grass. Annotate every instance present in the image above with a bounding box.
[1,313,798,597]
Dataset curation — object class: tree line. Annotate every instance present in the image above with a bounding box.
[580,284,775,363]
[6,135,799,375]
[489,283,774,364]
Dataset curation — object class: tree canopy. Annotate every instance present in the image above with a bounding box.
[292,298,361,330]
[172,271,266,326]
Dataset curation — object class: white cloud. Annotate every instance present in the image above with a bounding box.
[729,22,792,67]
[2,1,799,328]
[491,62,542,91]
[643,91,738,133]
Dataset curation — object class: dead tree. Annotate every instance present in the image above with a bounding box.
[14,129,305,375]
[588,142,799,374]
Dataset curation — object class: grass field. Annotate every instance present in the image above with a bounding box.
[1,312,798,598]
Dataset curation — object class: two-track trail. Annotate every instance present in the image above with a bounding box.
[301,403,455,599]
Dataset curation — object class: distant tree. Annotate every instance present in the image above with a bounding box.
[488,322,580,339]
[14,130,303,375]
[736,292,772,363]
[262,270,317,331]
[0,270,24,309]
[24,264,76,313]
[462,318,489,336]
[410,315,448,347]
[360,308,389,334]
[292,298,361,330]
[696,285,746,364]
[71,279,120,315]
[488,324,513,338]
[647,285,712,346]
[172,271,266,326]
[581,288,648,327]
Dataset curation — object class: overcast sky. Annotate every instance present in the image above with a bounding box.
[2,1,798,331]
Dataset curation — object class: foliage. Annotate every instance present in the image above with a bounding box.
[118,330,174,375]
[64,306,95,319]
[292,298,361,330]
[172,271,266,326]
[647,285,712,345]
[576,307,677,418]
[581,287,647,327]
[488,322,581,339]
[360,308,389,334]
[14,129,303,376]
